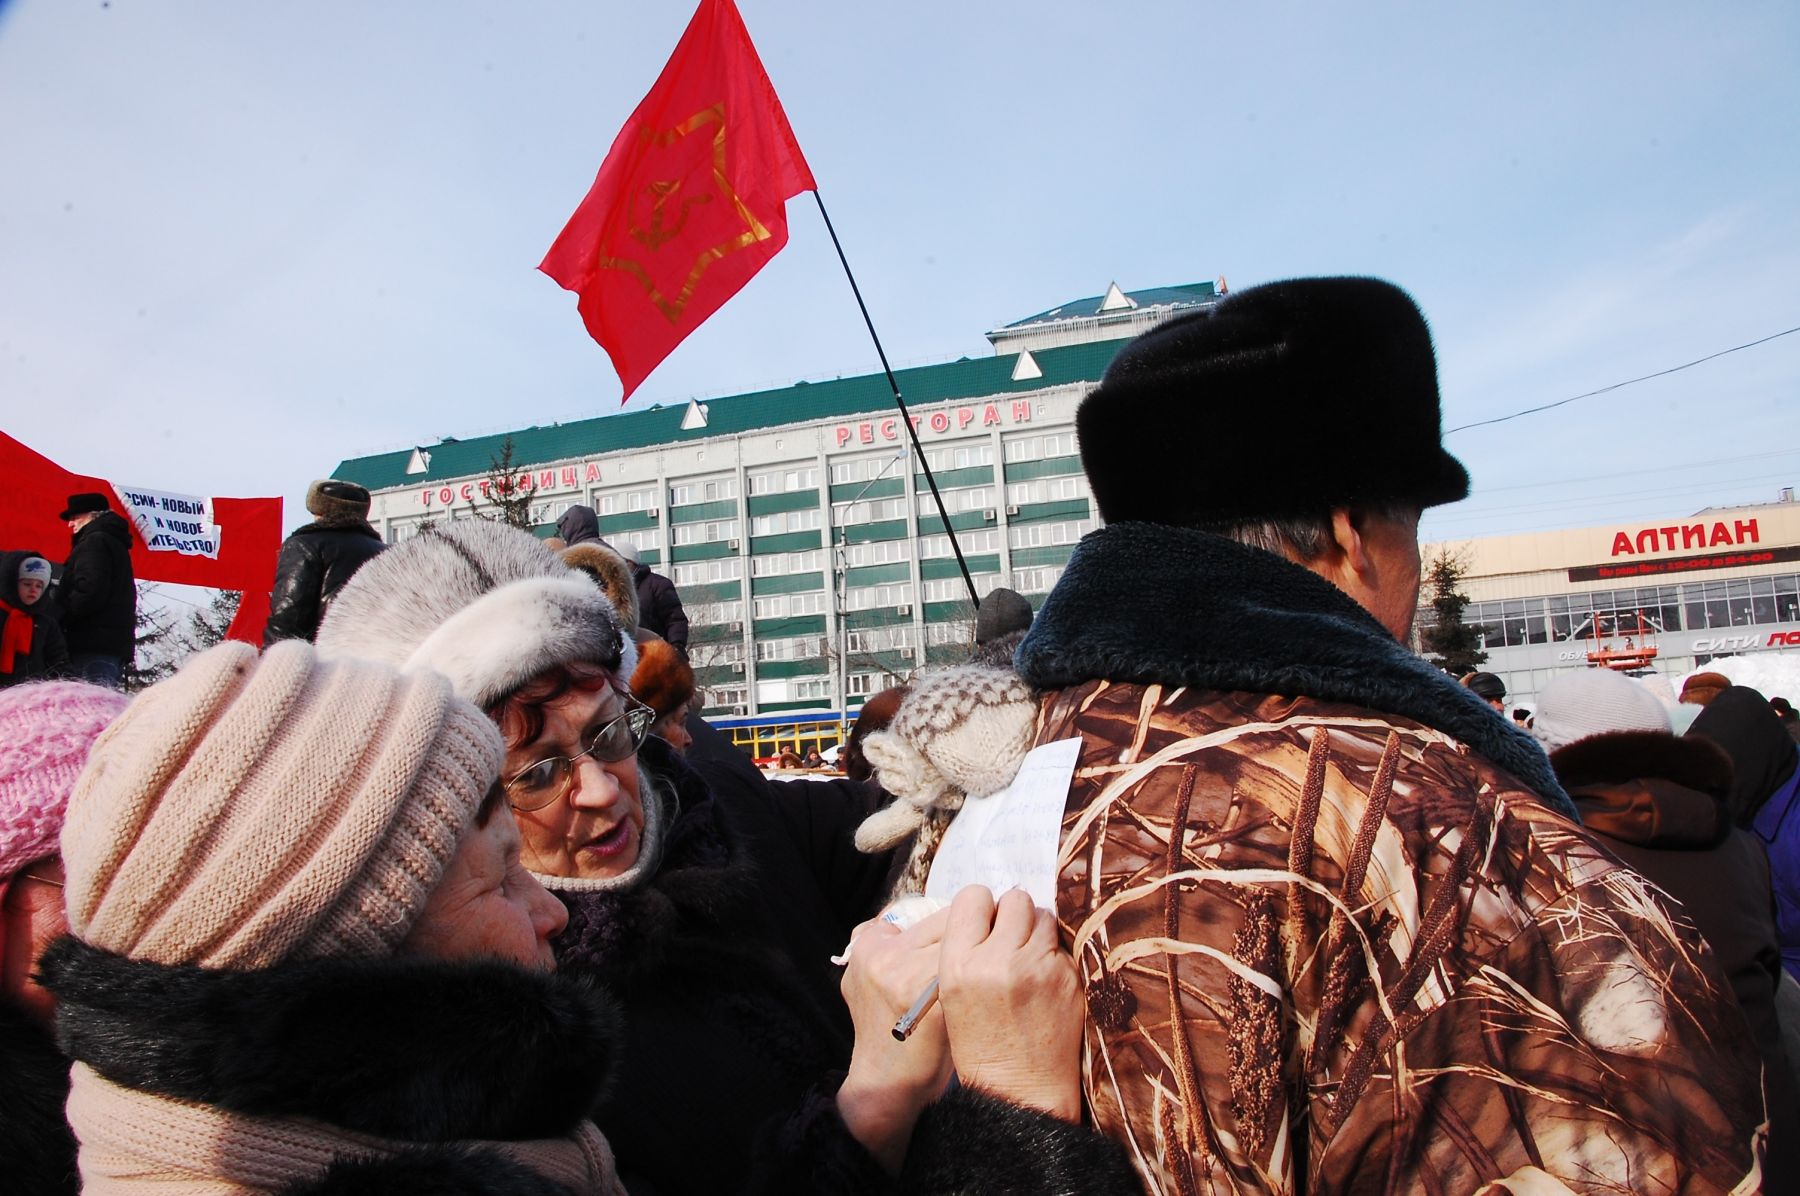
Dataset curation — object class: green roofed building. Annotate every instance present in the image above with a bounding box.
[333,279,1220,717]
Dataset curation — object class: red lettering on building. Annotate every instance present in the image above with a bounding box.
[585,462,602,483]
[957,407,975,429]
[537,469,556,489]
[1709,521,1731,547]
[561,467,578,487]
[439,488,454,505]
[421,489,434,507]
[1770,630,1800,647]
[929,412,951,432]
[879,418,897,440]
[982,403,1001,426]
[1635,528,1659,554]
[1611,532,1633,556]
[1011,400,1032,422]
[1736,518,1760,544]
[858,423,874,445]
[459,483,474,501]
[836,426,852,448]
[1683,524,1704,549]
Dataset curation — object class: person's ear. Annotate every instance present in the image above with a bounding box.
[1328,508,1375,582]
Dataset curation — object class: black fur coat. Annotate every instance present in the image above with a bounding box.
[0,996,77,1196]
[37,938,620,1196]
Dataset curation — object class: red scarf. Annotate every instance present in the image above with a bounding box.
[0,598,34,675]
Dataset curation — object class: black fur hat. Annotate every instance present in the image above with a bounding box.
[1076,276,1469,526]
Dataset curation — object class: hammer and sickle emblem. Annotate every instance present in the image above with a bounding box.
[630,179,713,252]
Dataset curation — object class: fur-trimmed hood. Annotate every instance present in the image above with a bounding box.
[1016,523,1576,819]
[316,521,635,709]
[1550,730,1734,849]
[38,937,618,1143]
[560,543,640,633]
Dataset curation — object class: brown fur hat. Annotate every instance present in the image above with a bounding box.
[305,480,372,524]
[630,637,694,721]
[561,543,640,632]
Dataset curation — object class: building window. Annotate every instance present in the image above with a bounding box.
[1007,518,1094,549]
[838,540,912,567]
[687,599,744,625]
[924,621,973,646]
[755,635,825,662]
[704,683,748,710]
[917,530,999,557]
[596,486,657,515]
[916,487,993,517]
[1003,432,1077,462]
[920,441,993,471]
[671,557,743,586]
[831,453,906,485]
[835,497,907,524]
[669,475,738,506]
[689,639,745,666]
[846,626,915,652]
[844,583,914,611]
[1012,566,1064,594]
[793,678,834,701]
[752,592,827,620]
[671,519,740,546]
[751,548,826,576]
[748,465,820,494]
[605,528,661,556]
[1005,476,1083,506]
[847,671,903,697]
[750,508,822,536]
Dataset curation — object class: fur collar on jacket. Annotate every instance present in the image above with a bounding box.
[552,736,752,985]
[0,996,78,1195]
[1550,730,1733,849]
[38,937,617,1142]
[1016,522,1577,819]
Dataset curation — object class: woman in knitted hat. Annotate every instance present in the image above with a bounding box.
[314,520,1135,1195]
[0,679,129,1195]
[35,640,626,1195]
[0,550,69,688]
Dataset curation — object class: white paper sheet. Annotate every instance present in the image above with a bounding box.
[924,737,1083,910]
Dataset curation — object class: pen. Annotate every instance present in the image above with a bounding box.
[892,977,940,1041]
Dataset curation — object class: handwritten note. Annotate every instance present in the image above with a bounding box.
[924,737,1082,910]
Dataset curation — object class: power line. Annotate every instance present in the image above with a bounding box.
[1444,325,1800,435]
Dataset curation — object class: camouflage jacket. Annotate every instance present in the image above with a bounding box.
[1015,525,1767,1195]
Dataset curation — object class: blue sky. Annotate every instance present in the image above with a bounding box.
[2,1,1796,545]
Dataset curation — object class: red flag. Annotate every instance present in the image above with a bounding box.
[0,430,284,645]
[540,0,816,400]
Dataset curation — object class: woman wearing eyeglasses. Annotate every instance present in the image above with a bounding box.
[316,521,1135,1196]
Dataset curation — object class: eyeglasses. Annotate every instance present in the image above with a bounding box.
[504,700,655,811]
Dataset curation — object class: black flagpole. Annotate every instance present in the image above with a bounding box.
[810,191,980,609]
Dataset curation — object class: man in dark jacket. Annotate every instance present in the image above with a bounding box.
[56,493,135,687]
[620,541,689,655]
[554,503,602,546]
[263,481,387,646]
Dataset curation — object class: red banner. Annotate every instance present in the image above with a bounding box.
[540,0,816,400]
[0,430,283,644]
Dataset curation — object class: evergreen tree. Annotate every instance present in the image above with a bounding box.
[471,436,536,530]
[1419,549,1488,675]
[122,582,180,692]
[175,589,241,658]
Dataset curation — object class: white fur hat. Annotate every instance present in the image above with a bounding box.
[315,520,635,709]
[1532,668,1672,754]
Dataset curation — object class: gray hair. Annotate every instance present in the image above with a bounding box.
[1197,502,1416,563]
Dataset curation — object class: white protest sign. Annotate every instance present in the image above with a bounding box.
[924,737,1083,910]
[112,484,223,559]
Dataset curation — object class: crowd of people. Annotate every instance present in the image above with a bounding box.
[3,275,1799,1193]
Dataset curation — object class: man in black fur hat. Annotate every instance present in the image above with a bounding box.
[263,480,387,645]
[1001,277,1764,1191]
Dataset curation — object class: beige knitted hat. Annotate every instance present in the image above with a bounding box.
[61,639,504,968]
